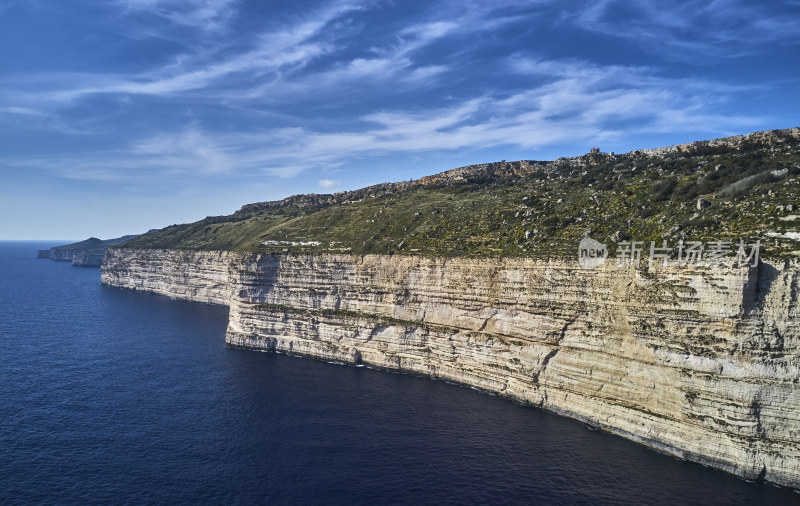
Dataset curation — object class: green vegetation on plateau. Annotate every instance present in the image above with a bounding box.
[52,235,140,256]
[119,128,800,259]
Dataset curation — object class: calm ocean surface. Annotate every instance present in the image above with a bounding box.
[0,241,797,505]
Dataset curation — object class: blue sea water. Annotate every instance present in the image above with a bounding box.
[0,241,797,505]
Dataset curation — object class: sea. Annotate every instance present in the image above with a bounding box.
[1,241,797,505]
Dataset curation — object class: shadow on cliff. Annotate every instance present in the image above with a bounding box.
[742,261,781,317]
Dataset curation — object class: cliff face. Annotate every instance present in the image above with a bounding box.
[71,253,105,267]
[101,248,800,488]
[101,249,234,306]
[50,249,74,262]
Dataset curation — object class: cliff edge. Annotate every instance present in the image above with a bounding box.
[101,127,800,488]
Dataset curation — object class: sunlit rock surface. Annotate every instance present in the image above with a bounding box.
[102,248,800,488]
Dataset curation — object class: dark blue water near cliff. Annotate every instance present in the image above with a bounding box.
[1,241,797,505]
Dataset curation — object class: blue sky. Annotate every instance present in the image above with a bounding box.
[1,0,799,240]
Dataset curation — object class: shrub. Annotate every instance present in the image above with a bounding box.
[651,177,677,201]
[717,171,774,197]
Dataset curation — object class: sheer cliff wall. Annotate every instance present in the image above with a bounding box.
[101,248,800,488]
[101,249,234,306]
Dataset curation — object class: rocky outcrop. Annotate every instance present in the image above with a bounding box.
[101,248,800,488]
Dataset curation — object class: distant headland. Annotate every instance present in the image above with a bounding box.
[38,235,144,267]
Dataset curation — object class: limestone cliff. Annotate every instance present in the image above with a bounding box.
[101,249,233,305]
[71,253,105,267]
[101,248,800,488]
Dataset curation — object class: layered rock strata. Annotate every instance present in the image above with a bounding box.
[101,248,800,488]
[71,253,105,267]
[101,249,233,305]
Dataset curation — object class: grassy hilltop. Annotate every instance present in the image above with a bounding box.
[119,128,800,260]
[51,235,141,256]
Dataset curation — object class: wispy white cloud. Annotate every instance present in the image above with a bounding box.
[231,10,466,100]
[0,0,790,193]
[393,21,459,56]
[1,57,764,184]
[48,0,540,106]
[318,178,338,188]
[6,1,362,105]
[117,0,239,32]
[567,0,800,57]
[0,105,93,135]
[256,57,762,160]
[132,126,232,174]
[2,0,538,112]
[0,106,48,117]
